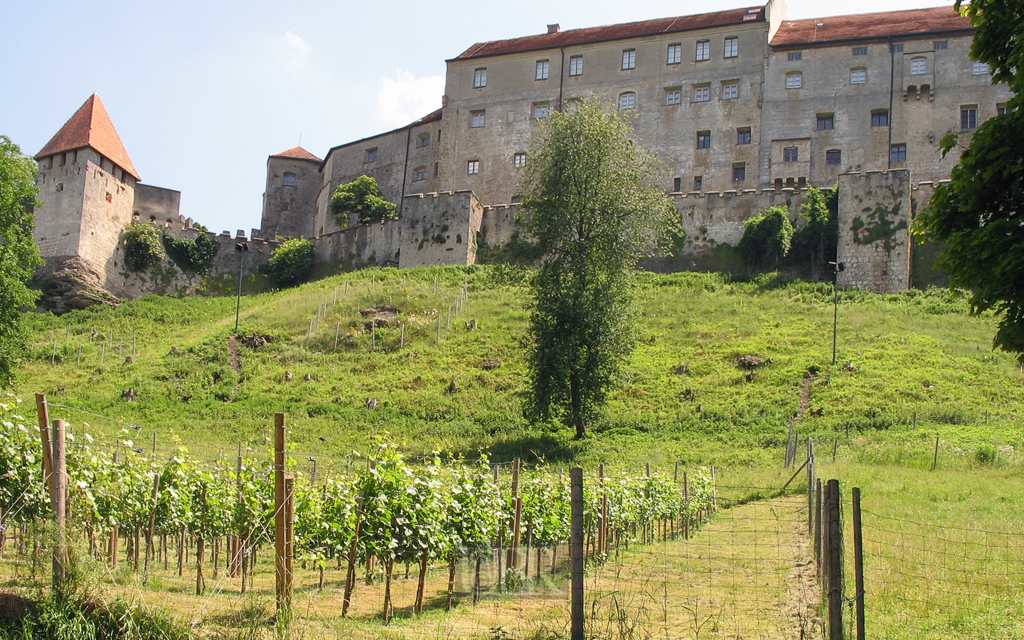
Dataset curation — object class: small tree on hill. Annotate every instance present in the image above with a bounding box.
[738,206,794,271]
[791,184,838,280]
[520,99,675,440]
[330,176,398,225]
[0,136,44,387]
[267,237,315,288]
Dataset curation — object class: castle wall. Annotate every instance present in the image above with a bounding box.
[77,155,136,291]
[33,149,89,271]
[133,183,181,224]
[675,187,806,251]
[398,191,482,268]
[260,156,320,239]
[480,203,519,249]
[837,170,912,293]
[311,221,401,269]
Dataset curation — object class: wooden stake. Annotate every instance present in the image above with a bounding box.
[334,322,340,351]
[400,324,405,349]
[50,419,68,594]
[35,395,53,488]
[932,436,939,471]
[570,468,584,640]
[274,413,288,613]
[826,479,843,640]
[853,487,865,640]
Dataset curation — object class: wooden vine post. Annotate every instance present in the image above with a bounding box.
[826,479,843,640]
[569,468,585,640]
[274,413,292,615]
[508,458,522,574]
[144,472,160,584]
[852,487,866,640]
[342,494,363,617]
[50,419,68,594]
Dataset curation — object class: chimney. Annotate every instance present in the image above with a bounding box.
[547,24,560,34]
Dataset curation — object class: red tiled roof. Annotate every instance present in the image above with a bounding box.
[454,7,765,60]
[271,146,322,162]
[771,6,972,48]
[35,94,140,181]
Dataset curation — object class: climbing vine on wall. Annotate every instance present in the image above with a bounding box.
[162,232,219,276]
[122,224,166,272]
[851,201,908,254]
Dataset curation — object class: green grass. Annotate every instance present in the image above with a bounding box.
[14,267,1024,474]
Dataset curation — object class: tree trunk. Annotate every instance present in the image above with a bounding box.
[383,558,395,624]
[445,556,457,611]
[570,375,586,440]
[177,528,185,576]
[196,537,205,596]
[414,553,429,614]
[473,558,482,604]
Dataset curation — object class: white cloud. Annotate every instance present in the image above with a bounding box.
[376,69,444,127]
[285,31,311,72]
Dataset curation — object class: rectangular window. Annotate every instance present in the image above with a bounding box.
[786,72,802,89]
[892,43,904,53]
[473,68,487,88]
[619,93,636,110]
[536,59,550,80]
[673,177,682,192]
[413,168,427,181]
[696,131,711,149]
[533,103,550,119]
[696,40,710,61]
[788,51,802,61]
[973,61,990,75]
[622,49,636,70]
[471,110,485,128]
[694,86,710,102]
[364,147,378,163]
[826,149,842,165]
[467,160,480,175]
[693,176,703,191]
[998,103,1008,115]
[733,163,746,182]
[890,143,907,163]
[722,83,738,100]
[737,127,751,144]
[724,37,739,58]
[667,43,681,64]
[934,40,948,50]
[817,114,834,130]
[911,57,927,75]
[665,89,681,106]
[853,46,868,56]
[513,153,527,167]
[569,55,583,76]
[850,68,867,84]
[417,134,430,148]
[783,146,799,162]
[961,106,977,130]
[283,172,296,186]
[871,110,889,127]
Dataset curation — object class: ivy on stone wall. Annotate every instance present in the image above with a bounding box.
[122,224,165,272]
[851,201,908,254]
[738,206,794,271]
[162,232,219,275]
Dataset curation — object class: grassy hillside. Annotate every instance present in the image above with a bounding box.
[14,266,1024,472]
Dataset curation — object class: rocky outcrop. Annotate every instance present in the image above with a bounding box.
[36,257,121,315]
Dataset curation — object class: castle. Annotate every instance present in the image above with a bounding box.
[30,0,1012,306]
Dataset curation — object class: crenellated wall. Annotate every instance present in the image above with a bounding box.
[674,187,808,251]
[836,170,913,293]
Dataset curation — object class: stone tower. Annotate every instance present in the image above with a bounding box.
[33,94,140,284]
[259,146,322,239]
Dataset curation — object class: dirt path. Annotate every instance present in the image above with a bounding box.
[227,335,241,373]
[788,373,816,430]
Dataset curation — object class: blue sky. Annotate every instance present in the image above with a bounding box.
[1,0,953,234]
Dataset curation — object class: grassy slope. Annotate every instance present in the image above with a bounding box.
[14,266,1024,472]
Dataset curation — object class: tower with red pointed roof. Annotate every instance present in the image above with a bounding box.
[33,94,181,295]
[260,146,322,239]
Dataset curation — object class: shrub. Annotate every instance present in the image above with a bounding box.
[789,184,839,280]
[330,175,399,225]
[122,224,165,272]
[162,231,219,275]
[267,238,315,287]
[738,206,794,271]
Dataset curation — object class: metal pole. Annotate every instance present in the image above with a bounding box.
[832,266,839,366]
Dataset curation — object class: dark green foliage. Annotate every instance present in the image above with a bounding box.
[122,224,165,272]
[330,175,399,225]
[738,206,794,271]
[0,592,194,640]
[161,232,219,275]
[520,99,676,439]
[267,237,315,287]
[790,184,838,280]
[919,0,1024,361]
[0,136,43,388]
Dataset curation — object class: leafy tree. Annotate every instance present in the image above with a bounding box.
[162,231,219,275]
[791,185,838,280]
[520,99,676,439]
[122,223,165,272]
[267,237,315,287]
[738,206,794,271]
[330,175,399,225]
[0,137,44,387]
[919,0,1024,361]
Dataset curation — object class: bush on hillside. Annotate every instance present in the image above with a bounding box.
[162,231,219,275]
[267,238,315,287]
[122,224,165,272]
[738,206,794,271]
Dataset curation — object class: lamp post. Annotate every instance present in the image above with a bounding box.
[234,242,249,335]
[830,260,846,366]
